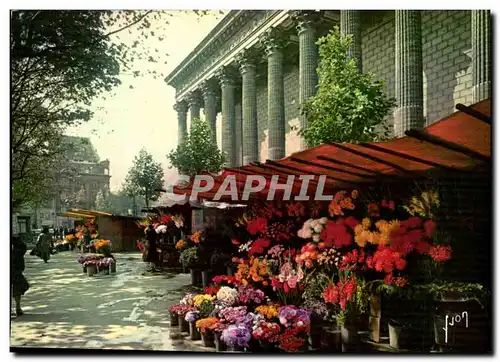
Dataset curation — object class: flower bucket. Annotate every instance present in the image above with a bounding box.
[309,316,325,349]
[169,312,179,326]
[201,270,210,287]
[102,267,110,275]
[226,265,234,277]
[226,345,246,352]
[86,264,97,277]
[321,325,341,352]
[189,321,201,340]
[340,324,358,352]
[258,341,278,352]
[214,332,226,352]
[110,262,116,273]
[190,269,200,285]
[201,330,215,347]
[178,314,189,333]
[83,265,87,273]
[388,320,406,349]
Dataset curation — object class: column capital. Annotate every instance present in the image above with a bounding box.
[201,79,218,99]
[187,90,203,107]
[260,28,286,57]
[216,65,238,87]
[290,10,323,34]
[236,49,259,75]
[173,100,188,113]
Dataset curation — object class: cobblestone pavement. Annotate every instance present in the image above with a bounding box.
[10,251,207,351]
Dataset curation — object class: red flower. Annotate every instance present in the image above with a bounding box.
[231,239,241,245]
[203,285,221,295]
[323,282,339,304]
[424,219,437,238]
[415,241,430,254]
[247,217,268,236]
[405,216,423,229]
[429,245,452,262]
[344,216,359,230]
[287,203,305,217]
[279,328,306,352]
[249,238,271,256]
[283,249,297,258]
[320,221,352,249]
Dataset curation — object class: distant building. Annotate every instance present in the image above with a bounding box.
[20,136,112,230]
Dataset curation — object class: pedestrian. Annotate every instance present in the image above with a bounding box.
[11,235,30,316]
[36,226,52,263]
[145,224,158,271]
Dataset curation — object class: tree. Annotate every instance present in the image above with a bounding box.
[11,10,221,210]
[95,189,112,211]
[124,149,164,209]
[300,27,396,147]
[167,118,226,177]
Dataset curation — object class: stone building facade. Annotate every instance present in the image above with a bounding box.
[166,10,491,168]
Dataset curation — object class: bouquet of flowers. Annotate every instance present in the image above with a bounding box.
[97,257,115,269]
[94,239,112,256]
[185,310,200,322]
[278,306,311,331]
[237,285,265,305]
[203,285,221,296]
[297,217,328,242]
[180,293,199,306]
[196,317,220,333]
[193,294,216,308]
[175,239,186,250]
[218,306,248,324]
[155,224,168,234]
[179,247,199,268]
[216,286,239,305]
[169,304,195,316]
[221,324,252,348]
[255,304,280,320]
[252,320,281,343]
[212,275,238,286]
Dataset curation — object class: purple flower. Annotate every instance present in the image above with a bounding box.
[185,311,199,322]
[238,285,265,304]
[278,305,311,328]
[221,324,252,348]
[219,306,247,324]
[302,300,329,320]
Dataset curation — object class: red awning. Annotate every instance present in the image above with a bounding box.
[173,99,491,202]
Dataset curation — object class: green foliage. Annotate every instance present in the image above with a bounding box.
[180,247,199,268]
[198,300,215,318]
[95,189,112,211]
[11,10,221,209]
[302,271,332,302]
[301,26,396,146]
[123,149,164,208]
[167,118,225,177]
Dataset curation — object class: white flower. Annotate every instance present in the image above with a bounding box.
[216,286,239,305]
[312,234,320,242]
[319,217,328,225]
[310,220,319,229]
[302,229,312,239]
[313,224,323,233]
[303,219,313,229]
[297,229,304,238]
[155,225,168,234]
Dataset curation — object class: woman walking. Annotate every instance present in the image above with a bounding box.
[11,236,30,316]
[37,226,52,263]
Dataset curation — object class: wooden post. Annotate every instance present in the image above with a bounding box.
[369,292,382,342]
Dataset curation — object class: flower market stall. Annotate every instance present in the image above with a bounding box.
[165,99,491,353]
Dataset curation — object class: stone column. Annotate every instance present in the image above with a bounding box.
[174,100,188,145]
[237,50,259,165]
[262,28,286,160]
[217,66,237,167]
[293,11,320,150]
[201,79,218,142]
[188,91,202,122]
[394,10,424,137]
[471,10,492,103]
[340,10,362,71]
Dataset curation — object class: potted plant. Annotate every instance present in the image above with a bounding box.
[167,305,180,326]
[180,247,200,285]
[173,304,193,333]
[196,317,219,347]
[185,311,201,340]
[221,324,251,352]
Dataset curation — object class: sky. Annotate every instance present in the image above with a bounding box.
[66,11,225,192]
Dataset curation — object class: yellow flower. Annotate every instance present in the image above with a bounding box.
[362,218,371,229]
[175,239,185,250]
[193,294,215,307]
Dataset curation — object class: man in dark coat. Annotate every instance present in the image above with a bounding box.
[11,236,29,316]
